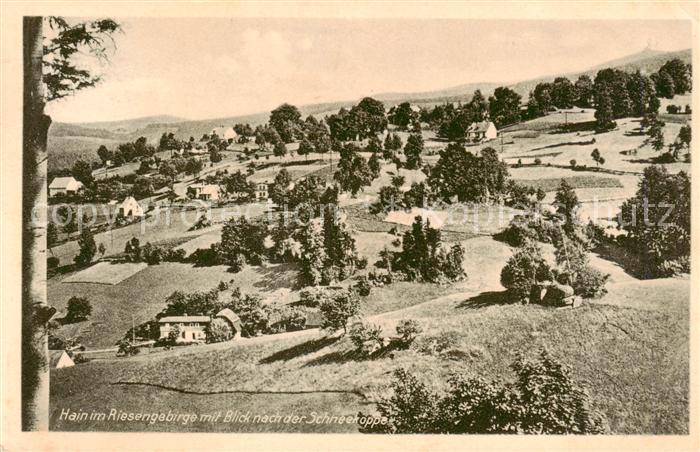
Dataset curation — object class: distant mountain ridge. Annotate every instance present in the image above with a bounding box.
[72,115,186,133]
[48,47,691,170]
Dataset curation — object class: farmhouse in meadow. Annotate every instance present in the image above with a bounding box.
[119,196,145,218]
[466,121,498,143]
[158,309,242,343]
[48,176,83,198]
[187,183,220,201]
[210,126,238,142]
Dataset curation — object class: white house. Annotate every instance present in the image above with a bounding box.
[466,121,498,143]
[211,126,238,142]
[119,196,145,218]
[49,350,75,369]
[48,177,83,197]
[188,183,220,201]
[158,309,242,343]
[255,181,270,201]
[158,315,210,343]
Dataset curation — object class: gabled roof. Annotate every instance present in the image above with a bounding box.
[49,350,74,368]
[120,196,140,207]
[467,121,496,133]
[49,177,80,189]
[211,126,236,137]
[159,315,210,323]
[215,308,241,325]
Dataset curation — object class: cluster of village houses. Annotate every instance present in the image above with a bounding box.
[47,116,500,364]
[49,114,498,208]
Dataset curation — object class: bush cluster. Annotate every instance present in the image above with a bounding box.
[359,350,608,434]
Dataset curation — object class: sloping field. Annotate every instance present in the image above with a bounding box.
[51,277,689,434]
[62,262,148,285]
[48,262,299,348]
[515,175,623,192]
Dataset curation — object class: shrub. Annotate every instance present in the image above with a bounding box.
[298,286,351,308]
[189,245,223,267]
[190,214,212,231]
[142,242,163,265]
[116,339,140,356]
[65,297,92,323]
[207,318,233,343]
[229,291,269,337]
[360,350,608,434]
[47,256,60,270]
[166,324,181,345]
[163,248,186,262]
[571,265,610,298]
[356,256,368,270]
[124,237,141,262]
[360,368,440,433]
[71,353,90,364]
[570,159,577,168]
[500,241,552,303]
[617,166,689,278]
[349,321,383,355]
[534,158,542,165]
[388,216,466,283]
[395,319,422,348]
[495,216,538,247]
[355,276,372,297]
[657,256,691,277]
[281,307,307,332]
[319,288,361,334]
[268,305,308,333]
[413,330,461,356]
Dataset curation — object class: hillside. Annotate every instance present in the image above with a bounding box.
[74,115,187,133]
[47,47,690,171]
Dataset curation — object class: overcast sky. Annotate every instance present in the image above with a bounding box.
[45,18,692,123]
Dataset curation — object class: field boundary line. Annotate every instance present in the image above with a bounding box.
[110,381,369,399]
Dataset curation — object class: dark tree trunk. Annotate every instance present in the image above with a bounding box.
[23,16,53,431]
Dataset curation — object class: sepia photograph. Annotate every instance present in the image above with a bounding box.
[1,2,698,450]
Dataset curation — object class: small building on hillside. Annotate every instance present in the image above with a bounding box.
[214,308,242,338]
[119,196,145,218]
[466,121,498,143]
[255,181,270,201]
[48,177,83,197]
[158,315,210,343]
[49,350,75,369]
[211,126,238,142]
[188,183,220,201]
[188,148,208,156]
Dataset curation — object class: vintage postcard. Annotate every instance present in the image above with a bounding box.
[1,2,698,451]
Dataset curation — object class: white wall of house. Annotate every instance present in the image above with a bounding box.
[159,322,208,342]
